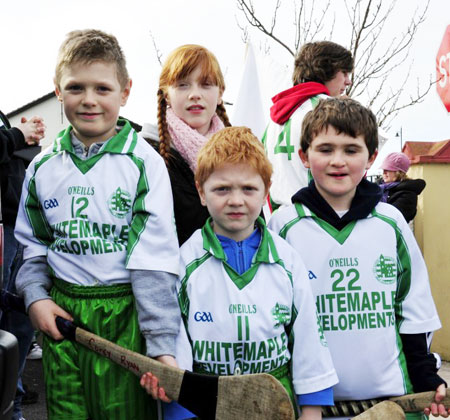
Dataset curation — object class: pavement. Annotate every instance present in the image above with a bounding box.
[20,357,450,419]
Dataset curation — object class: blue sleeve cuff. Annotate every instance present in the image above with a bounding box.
[163,401,195,419]
[297,386,334,406]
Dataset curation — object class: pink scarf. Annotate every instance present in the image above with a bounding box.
[166,107,224,172]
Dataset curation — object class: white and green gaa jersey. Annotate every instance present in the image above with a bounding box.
[269,202,441,401]
[15,120,179,285]
[174,220,338,396]
[262,94,327,208]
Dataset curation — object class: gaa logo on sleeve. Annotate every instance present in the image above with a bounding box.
[108,187,132,219]
[373,254,397,284]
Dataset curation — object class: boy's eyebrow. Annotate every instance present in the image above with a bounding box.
[314,141,364,148]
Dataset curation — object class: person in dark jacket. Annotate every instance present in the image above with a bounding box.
[380,152,426,223]
[0,109,44,420]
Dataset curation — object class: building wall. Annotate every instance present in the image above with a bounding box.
[409,163,450,360]
[8,96,67,149]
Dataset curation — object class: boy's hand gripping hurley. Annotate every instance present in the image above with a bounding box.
[55,316,295,420]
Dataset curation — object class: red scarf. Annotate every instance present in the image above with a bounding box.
[270,82,329,124]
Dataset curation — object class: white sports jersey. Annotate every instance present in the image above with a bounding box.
[263,94,327,208]
[269,202,441,401]
[15,120,179,285]
[174,220,338,396]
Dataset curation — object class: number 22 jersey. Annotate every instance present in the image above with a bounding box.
[269,201,441,401]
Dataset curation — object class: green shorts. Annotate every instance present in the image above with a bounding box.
[43,278,157,420]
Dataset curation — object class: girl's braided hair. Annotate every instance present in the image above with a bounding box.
[156,44,231,165]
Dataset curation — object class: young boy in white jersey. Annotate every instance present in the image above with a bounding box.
[141,126,338,420]
[268,98,449,419]
[14,29,180,419]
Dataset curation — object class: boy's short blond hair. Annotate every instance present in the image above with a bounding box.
[196,127,272,190]
[301,98,378,157]
[55,29,129,89]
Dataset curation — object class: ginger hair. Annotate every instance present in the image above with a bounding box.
[292,41,353,86]
[301,97,378,157]
[195,127,272,190]
[54,29,129,89]
[156,44,231,165]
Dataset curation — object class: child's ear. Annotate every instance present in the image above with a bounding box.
[217,91,223,106]
[299,149,310,168]
[54,85,63,102]
[120,79,132,106]
[366,149,378,170]
[195,181,207,207]
[265,181,272,199]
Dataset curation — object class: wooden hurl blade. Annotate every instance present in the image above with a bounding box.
[55,317,295,420]
[323,391,450,418]
[351,401,405,419]
[389,391,450,412]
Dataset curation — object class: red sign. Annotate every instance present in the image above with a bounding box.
[437,25,450,112]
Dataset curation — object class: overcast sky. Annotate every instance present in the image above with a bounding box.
[1,0,449,143]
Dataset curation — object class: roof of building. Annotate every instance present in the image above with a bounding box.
[7,92,56,118]
[404,140,450,163]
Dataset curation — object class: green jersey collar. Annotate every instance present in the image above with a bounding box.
[53,119,138,156]
[201,216,281,289]
[295,203,357,245]
[201,216,281,265]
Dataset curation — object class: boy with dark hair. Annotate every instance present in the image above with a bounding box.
[263,41,353,209]
[269,98,448,419]
[142,126,338,420]
[14,29,180,419]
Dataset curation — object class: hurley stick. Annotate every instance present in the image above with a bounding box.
[322,391,450,418]
[1,290,295,419]
[1,290,294,419]
[54,317,295,420]
[351,401,405,419]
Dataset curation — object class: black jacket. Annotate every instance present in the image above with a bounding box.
[384,179,426,223]
[292,178,445,393]
[147,140,209,246]
[0,111,41,225]
[291,178,382,231]
[0,111,27,226]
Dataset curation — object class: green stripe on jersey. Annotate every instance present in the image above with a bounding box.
[25,152,60,245]
[280,203,357,244]
[395,326,414,395]
[126,155,150,265]
[372,209,412,328]
[311,95,321,107]
[178,252,212,316]
[279,203,306,238]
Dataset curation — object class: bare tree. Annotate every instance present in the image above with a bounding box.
[236,0,433,129]
[149,30,163,66]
